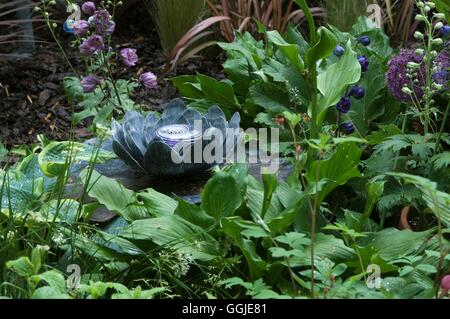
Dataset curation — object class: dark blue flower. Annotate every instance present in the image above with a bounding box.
[358,55,369,72]
[441,25,450,38]
[333,45,345,57]
[336,97,351,113]
[348,85,365,99]
[340,122,355,134]
[357,36,371,46]
[433,70,449,85]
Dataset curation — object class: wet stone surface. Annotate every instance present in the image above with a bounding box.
[69,138,293,223]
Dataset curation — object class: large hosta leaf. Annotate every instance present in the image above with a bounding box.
[201,164,248,220]
[120,215,221,261]
[39,141,116,177]
[80,169,148,221]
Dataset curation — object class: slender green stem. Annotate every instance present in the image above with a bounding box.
[433,101,450,155]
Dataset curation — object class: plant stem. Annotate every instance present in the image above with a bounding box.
[433,101,450,155]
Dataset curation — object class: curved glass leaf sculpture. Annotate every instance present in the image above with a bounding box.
[111,99,242,176]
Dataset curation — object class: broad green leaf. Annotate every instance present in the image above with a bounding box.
[249,82,291,113]
[174,198,216,229]
[201,164,248,219]
[317,41,361,124]
[32,287,70,299]
[307,142,362,203]
[267,30,304,72]
[305,26,338,67]
[171,75,204,99]
[197,74,241,111]
[138,188,178,217]
[121,215,221,261]
[6,257,35,277]
[38,141,116,177]
[370,228,431,261]
[41,199,80,224]
[81,170,148,221]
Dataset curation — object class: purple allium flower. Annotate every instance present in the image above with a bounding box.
[140,72,158,89]
[357,36,371,46]
[386,49,425,102]
[348,85,365,99]
[120,48,138,67]
[73,20,90,36]
[334,45,345,57]
[336,97,351,113]
[358,55,369,72]
[79,34,104,55]
[340,122,355,134]
[441,275,450,293]
[441,25,450,38]
[92,9,113,35]
[82,1,96,15]
[81,75,100,93]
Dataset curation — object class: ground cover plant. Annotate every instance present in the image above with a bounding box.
[0,0,449,300]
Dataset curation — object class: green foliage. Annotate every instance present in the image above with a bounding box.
[147,0,206,55]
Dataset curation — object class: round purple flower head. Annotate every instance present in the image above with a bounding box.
[81,75,100,93]
[336,97,351,113]
[140,72,158,89]
[92,10,115,35]
[82,1,96,15]
[358,55,369,72]
[120,48,138,67]
[79,35,104,55]
[340,122,355,134]
[73,20,90,36]
[386,49,425,102]
[433,46,450,86]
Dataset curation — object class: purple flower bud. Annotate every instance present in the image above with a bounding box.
[120,48,138,67]
[441,25,450,38]
[340,122,355,134]
[358,55,369,72]
[348,85,365,99]
[333,45,345,57]
[336,97,351,113]
[357,36,371,46]
[79,35,104,55]
[80,75,100,93]
[82,1,96,15]
[140,72,158,89]
[73,20,90,36]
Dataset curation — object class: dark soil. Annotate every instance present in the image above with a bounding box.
[0,4,225,149]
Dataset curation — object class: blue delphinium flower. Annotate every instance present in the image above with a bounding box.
[441,25,450,38]
[357,36,371,46]
[333,45,345,57]
[340,122,355,134]
[336,97,351,113]
[358,55,369,72]
[348,85,365,99]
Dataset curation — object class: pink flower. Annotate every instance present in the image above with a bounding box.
[80,75,101,93]
[82,2,96,15]
[120,48,138,67]
[441,275,450,293]
[79,35,104,55]
[73,20,89,36]
[140,72,158,89]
